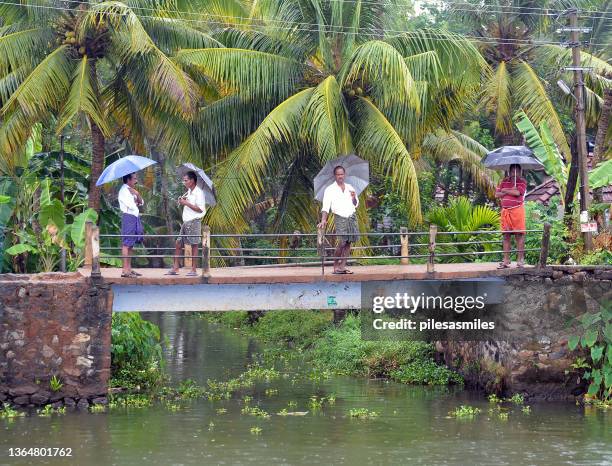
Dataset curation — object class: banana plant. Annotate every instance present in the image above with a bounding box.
[514,110,569,204]
[589,160,612,190]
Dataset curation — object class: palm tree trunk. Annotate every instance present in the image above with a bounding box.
[151,145,173,235]
[88,120,105,211]
[592,87,611,167]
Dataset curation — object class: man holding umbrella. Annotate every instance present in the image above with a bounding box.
[166,170,206,276]
[96,154,158,278]
[495,164,527,268]
[317,165,360,274]
[118,173,144,277]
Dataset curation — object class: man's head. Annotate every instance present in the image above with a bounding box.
[122,173,137,187]
[333,165,345,184]
[183,171,198,189]
[508,164,522,178]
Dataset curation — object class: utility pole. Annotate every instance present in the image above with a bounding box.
[59,134,66,272]
[566,8,592,251]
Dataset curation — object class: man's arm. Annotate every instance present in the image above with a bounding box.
[179,198,203,213]
[317,211,328,229]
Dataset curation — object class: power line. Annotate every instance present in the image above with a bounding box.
[0,0,609,47]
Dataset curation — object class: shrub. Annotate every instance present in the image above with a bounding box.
[389,360,463,385]
[251,310,333,349]
[309,315,457,385]
[524,199,569,265]
[111,313,165,390]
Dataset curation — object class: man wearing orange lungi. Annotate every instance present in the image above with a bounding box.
[495,164,527,268]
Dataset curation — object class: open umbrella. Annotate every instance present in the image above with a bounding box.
[313,154,369,202]
[483,146,545,171]
[176,163,216,206]
[95,155,157,186]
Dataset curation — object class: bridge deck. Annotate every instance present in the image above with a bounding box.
[79,262,535,285]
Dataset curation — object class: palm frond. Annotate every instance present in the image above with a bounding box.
[351,96,421,224]
[57,56,109,136]
[175,48,303,101]
[302,76,351,161]
[481,60,512,135]
[512,60,571,160]
[386,29,488,89]
[0,27,48,74]
[1,45,73,120]
[422,130,498,198]
[341,40,420,111]
[206,88,315,232]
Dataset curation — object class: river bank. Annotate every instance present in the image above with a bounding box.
[198,310,463,386]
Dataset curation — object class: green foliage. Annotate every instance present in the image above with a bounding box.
[524,200,569,265]
[567,300,612,402]
[111,313,165,391]
[514,111,568,201]
[488,394,502,403]
[580,250,612,266]
[449,405,481,419]
[49,375,63,392]
[309,314,459,385]
[249,310,333,349]
[348,408,379,419]
[1,403,25,419]
[389,360,463,385]
[589,160,612,189]
[426,196,500,263]
[241,406,271,419]
[508,393,525,405]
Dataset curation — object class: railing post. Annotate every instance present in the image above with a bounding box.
[202,225,211,277]
[427,224,437,273]
[400,226,409,265]
[91,224,101,278]
[538,222,551,269]
[84,221,93,269]
[317,227,325,276]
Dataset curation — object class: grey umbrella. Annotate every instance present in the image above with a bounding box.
[176,163,216,206]
[313,154,369,202]
[483,145,545,171]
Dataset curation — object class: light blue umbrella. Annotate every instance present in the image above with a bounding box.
[95,155,157,186]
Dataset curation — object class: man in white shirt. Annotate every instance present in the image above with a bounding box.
[317,165,359,274]
[166,171,206,276]
[118,173,144,278]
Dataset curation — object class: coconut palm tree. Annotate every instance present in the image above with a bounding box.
[0,0,221,211]
[451,0,611,161]
[172,0,491,232]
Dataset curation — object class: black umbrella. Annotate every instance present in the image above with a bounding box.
[483,146,545,171]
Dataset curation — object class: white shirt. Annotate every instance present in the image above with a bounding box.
[118,184,142,216]
[182,186,206,222]
[321,182,359,218]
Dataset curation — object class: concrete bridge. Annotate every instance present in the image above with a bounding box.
[79,262,536,312]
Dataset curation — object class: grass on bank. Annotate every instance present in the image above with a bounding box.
[204,310,462,386]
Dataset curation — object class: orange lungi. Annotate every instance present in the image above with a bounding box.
[501,206,525,233]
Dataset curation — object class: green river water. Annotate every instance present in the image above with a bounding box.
[1,312,611,465]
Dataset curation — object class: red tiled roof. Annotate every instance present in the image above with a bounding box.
[525,177,560,205]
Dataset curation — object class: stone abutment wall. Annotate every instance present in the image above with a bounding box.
[436,268,611,401]
[0,273,112,409]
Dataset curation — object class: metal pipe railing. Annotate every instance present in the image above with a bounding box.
[87,222,550,277]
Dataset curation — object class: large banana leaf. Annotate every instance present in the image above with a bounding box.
[589,160,612,190]
[514,110,568,203]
